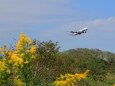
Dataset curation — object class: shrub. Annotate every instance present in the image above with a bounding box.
[0,31,37,86]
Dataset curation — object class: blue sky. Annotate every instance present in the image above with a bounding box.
[0,0,115,53]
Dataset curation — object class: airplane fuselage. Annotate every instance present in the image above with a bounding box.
[69,28,88,36]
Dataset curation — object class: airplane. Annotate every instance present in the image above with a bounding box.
[68,27,88,36]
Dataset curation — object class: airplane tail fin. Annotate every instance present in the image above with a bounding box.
[67,31,74,33]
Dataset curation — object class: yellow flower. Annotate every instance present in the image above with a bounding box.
[25,37,31,43]
[84,69,90,75]
[18,58,24,65]
[14,76,23,85]
[30,45,36,53]
[20,53,24,57]
[0,48,3,54]
[31,54,37,59]
[53,69,90,86]
[14,51,19,54]
[24,61,29,64]
[11,54,19,63]
[26,50,30,53]
[8,60,12,64]
[6,69,10,74]
[0,61,5,71]
[16,31,33,55]
[72,83,75,86]
[114,84,115,86]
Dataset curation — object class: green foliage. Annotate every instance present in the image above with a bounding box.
[37,83,54,86]
[106,80,114,85]
[32,40,60,84]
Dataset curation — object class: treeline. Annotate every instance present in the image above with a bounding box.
[64,48,115,64]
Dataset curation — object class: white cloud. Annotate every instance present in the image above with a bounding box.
[0,0,75,24]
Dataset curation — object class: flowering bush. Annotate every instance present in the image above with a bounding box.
[0,31,37,86]
[53,70,90,86]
